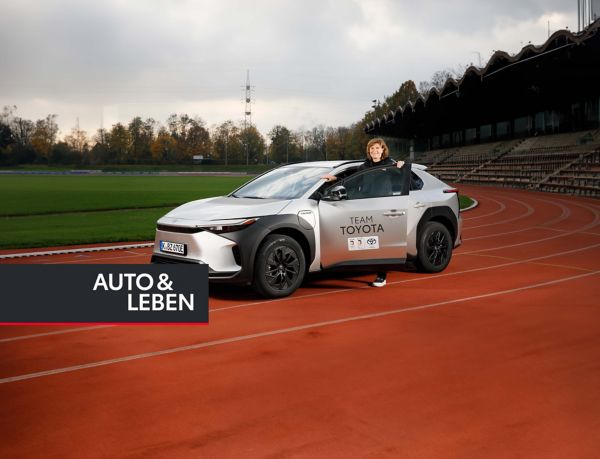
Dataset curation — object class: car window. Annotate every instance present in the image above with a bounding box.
[342,166,408,200]
[410,172,424,191]
[232,166,331,199]
[311,165,362,199]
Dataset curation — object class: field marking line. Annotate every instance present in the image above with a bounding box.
[1,269,598,385]
[466,197,534,229]
[3,240,600,342]
[464,253,517,261]
[0,195,595,341]
[458,200,600,255]
[464,197,571,241]
[44,252,150,264]
[208,241,600,312]
[0,243,153,260]
[462,198,506,220]
[527,262,595,272]
[0,325,112,343]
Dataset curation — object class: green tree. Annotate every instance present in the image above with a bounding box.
[240,125,266,164]
[2,107,35,157]
[186,119,211,160]
[31,114,59,164]
[151,128,178,163]
[0,121,12,149]
[167,114,211,162]
[325,126,355,160]
[0,106,15,150]
[385,80,419,112]
[128,117,155,163]
[212,121,243,164]
[268,125,300,163]
[363,80,419,125]
[64,124,89,164]
[50,141,79,164]
[349,122,370,160]
[89,128,109,164]
[106,123,130,163]
[303,125,326,161]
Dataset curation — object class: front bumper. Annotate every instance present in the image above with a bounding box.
[152,228,243,280]
[152,215,316,285]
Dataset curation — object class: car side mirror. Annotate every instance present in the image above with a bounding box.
[322,185,347,201]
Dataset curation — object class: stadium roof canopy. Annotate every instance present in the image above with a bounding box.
[365,19,600,142]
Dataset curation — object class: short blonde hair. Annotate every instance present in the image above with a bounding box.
[366,138,389,160]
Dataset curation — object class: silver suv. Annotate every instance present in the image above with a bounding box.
[152,161,462,297]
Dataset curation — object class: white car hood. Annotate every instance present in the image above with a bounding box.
[159,196,292,225]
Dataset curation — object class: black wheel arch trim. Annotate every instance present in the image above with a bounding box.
[417,206,458,246]
[220,214,315,285]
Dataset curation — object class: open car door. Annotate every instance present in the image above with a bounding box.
[318,163,411,269]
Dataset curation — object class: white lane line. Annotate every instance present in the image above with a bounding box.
[458,200,600,255]
[466,197,534,229]
[0,243,153,259]
[536,197,573,227]
[2,269,598,385]
[461,198,479,212]
[0,325,113,343]
[457,250,600,273]
[528,261,595,272]
[464,197,571,241]
[0,196,595,341]
[462,198,506,220]
[44,252,149,264]
[4,240,600,342]
[212,241,600,312]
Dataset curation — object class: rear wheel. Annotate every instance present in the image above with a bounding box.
[416,221,452,273]
[252,234,306,298]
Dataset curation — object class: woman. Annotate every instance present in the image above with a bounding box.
[322,138,405,288]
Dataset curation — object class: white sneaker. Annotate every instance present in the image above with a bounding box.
[371,276,387,287]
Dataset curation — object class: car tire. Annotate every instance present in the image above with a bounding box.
[252,234,306,298]
[416,221,452,273]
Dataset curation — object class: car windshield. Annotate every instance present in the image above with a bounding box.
[232,166,331,199]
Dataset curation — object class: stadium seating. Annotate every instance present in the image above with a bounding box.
[418,130,600,197]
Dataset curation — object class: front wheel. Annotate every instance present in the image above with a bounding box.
[416,221,453,273]
[252,234,306,298]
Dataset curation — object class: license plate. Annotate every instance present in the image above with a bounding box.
[160,240,187,255]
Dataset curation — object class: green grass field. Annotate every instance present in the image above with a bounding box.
[0,174,474,249]
[0,176,250,216]
[459,195,474,209]
[0,175,252,248]
[1,208,172,248]
[0,163,273,174]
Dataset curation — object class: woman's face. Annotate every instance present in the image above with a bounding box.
[369,143,384,162]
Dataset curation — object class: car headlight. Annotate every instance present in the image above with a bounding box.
[202,218,259,234]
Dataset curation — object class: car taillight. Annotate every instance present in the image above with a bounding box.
[443,188,459,193]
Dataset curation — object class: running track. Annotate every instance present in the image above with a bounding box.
[1,185,599,458]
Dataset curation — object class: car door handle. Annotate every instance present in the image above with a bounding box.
[383,210,406,217]
[413,202,426,208]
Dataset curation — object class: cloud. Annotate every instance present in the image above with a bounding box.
[0,0,580,137]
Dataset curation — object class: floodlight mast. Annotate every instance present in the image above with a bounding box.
[243,69,253,166]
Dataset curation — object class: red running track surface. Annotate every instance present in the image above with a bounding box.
[1,185,600,458]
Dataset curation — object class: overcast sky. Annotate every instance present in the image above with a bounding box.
[0,0,577,138]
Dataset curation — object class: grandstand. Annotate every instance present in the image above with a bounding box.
[419,130,600,197]
[366,18,600,198]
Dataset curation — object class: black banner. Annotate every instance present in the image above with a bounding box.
[0,265,208,324]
